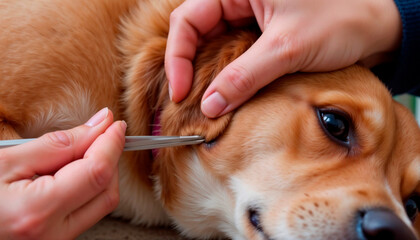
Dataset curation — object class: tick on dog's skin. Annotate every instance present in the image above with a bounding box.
[204,139,218,149]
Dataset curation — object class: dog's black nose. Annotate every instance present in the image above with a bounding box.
[360,208,417,240]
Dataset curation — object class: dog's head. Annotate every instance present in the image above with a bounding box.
[155,36,420,240]
[122,1,420,239]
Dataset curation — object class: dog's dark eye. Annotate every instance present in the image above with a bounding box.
[405,195,420,222]
[248,208,263,232]
[317,109,351,145]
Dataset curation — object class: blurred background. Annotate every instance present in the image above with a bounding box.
[394,95,420,125]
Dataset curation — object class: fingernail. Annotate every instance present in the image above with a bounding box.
[168,82,173,101]
[201,92,227,118]
[85,107,109,127]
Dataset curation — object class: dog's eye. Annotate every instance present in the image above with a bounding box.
[248,208,263,232]
[317,109,351,145]
[405,195,420,222]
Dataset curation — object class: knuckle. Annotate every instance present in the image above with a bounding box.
[89,161,112,190]
[226,65,256,93]
[271,34,304,72]
[10,211,45,239]
[44,130,74,148]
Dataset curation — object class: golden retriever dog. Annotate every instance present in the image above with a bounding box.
[1,0,420,239]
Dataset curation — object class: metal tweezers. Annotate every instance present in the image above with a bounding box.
[0,136,205,151]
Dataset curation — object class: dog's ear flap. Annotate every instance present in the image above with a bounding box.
[158,80,232,143]
[154,62,233,208]
[159,29,259,141]
[154,29,259,206]
[154,50,234,208]
[159,95,232,142]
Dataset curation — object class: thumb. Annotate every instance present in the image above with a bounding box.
[201,31,298,118]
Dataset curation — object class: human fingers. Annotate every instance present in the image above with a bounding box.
[0,120,124,240]
[1,108,114,183]
[65,168,119,238]
[165,0,254,103]
[201,28,300,118]
[52,120,125,214]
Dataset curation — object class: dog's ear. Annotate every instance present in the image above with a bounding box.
[159,29,259,141]
[153,29,259,206]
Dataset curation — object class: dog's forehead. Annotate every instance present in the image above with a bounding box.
[233,65,420,174]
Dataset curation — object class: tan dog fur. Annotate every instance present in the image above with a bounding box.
[1,0,420,239]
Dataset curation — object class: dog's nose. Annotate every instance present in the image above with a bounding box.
[360,208,417,240]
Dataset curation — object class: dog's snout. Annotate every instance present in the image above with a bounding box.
[359,208,417,240]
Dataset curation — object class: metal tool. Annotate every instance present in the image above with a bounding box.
[0,136,205,151]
